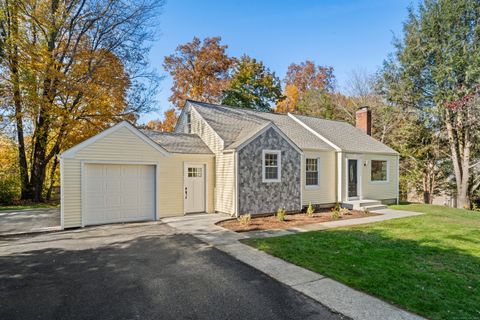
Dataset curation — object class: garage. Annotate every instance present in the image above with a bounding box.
[83,164,156,226]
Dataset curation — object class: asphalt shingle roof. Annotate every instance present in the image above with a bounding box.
[189,101,334,151]
[142,130,213,154]
[292,114,398,154]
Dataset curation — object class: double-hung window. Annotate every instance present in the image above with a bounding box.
[305,158,319,186]
[262,150,281,182]
[371,160,388,182]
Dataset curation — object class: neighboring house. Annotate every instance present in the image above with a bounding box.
[59,100,399,229]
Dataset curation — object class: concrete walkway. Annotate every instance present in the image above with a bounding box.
[163,209,426,320]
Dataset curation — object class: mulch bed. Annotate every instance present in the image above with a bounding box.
[217,209,380,232]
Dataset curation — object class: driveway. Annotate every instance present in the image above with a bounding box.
[0,208,60,235]
[0,222,345,320]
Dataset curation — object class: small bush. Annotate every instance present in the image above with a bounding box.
[306,202,315,217]
[237,214,252,226]
[339,207,351,216]
[333,202,341,211]
[331,209,340,220]
[276,208,286,221]
[0,175,20,205]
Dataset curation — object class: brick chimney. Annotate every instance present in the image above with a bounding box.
[356,106,371,135]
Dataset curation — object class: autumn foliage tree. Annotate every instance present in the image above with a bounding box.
[146,108,178,132]
[276,60,335,113]
[0,0,162,202]
[163,37,234,108]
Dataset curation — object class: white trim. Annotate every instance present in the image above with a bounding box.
[262,150,282,183]
[337,152,343,202]
[81,160,160,227]
[369,159,390,184]
[60,121,169,159]
[396,155,400,205]
[305,157,320,188]
[59,156,65,230]
[234,151,239,217]
[183,161,208,214]
[288,113,342,152]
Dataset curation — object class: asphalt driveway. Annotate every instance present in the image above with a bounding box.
[0,208,60,235]
[0,222,345,320]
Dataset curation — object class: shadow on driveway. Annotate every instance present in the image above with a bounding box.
[0,229,346,320]
[0,208,60,235]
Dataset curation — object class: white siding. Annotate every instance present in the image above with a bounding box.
[341,153,398,202]
[215,152,235,214]
[362,154,398,201]
[158,154,215,217]
[61,126,215,228]
[301,150,337,206]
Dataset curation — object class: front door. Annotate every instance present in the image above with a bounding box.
[184,164,206,213]
[348,159,358,199]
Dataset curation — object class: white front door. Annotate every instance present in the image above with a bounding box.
[184,164,206,213]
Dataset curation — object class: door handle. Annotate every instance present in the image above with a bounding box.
[185,187,187,199]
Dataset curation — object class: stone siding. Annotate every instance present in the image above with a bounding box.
[238,127,301,214]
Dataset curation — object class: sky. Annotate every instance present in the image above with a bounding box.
[141,0,410,124]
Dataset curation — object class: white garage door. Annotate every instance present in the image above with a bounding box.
[84,164,155,226]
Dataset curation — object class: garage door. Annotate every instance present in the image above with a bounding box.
[84,164,155,226]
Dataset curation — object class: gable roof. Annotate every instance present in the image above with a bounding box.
[60,121,170,159]
[188,101,334,151]
[186,100,398,155]
[141,130,213,154]
[290,114,398,155]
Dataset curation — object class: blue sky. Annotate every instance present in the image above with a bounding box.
[141,0,410,123]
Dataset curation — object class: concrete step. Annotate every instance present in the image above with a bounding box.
[363,205,388,212]
[358,200,381,207]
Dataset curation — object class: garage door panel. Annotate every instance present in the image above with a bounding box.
[84,164,155,226]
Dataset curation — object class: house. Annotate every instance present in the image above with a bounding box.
[59,100,399,229]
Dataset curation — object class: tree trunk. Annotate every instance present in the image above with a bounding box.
[46,157,59,201]
[8,1,32,199]
[445,110,470,209]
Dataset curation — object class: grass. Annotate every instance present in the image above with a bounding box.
[244,204,480,320]
[0,203,59,211]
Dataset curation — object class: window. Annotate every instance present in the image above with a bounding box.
[371,160,388,182]
[186,112,192,133]
[187,167,202,178]
[262,150,281,182]
[305,158,319,186]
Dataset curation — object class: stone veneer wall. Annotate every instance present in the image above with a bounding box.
[237,127,301,214]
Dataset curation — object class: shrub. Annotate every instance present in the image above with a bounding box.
[306,202,315,217]
[237,214,252,226]
[331,209,340,220]
[0,175,20,205]
[339,207,351,216]
[333,202,341,211]
[276,208,286,221]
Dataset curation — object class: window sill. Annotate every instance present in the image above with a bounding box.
[305,185,320,189]
[370,180,389,184]
[263,179,281,183]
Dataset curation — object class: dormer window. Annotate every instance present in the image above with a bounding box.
[187,112,191,133]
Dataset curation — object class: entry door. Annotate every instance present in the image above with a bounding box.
[184,164,206,213]
[348,159,358,198]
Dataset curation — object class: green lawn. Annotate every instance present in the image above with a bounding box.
[0,203,59,211]
[244,204,480,320]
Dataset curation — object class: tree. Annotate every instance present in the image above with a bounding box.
[276,60,335,113]
[221,55,282,111]
[0,0,162,202]
[384,0,480,208]
[163,37,234,108]
[146,108,178,132]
